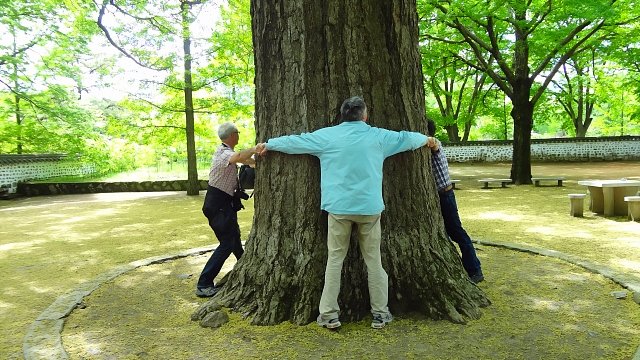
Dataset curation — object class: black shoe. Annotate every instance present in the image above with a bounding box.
[470,272,484,284]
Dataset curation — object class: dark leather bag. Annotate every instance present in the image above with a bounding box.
[238,164,255,190]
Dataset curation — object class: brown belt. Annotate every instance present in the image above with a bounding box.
[439,184,453,193]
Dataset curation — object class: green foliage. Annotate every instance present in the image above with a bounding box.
[592,71,640,136]
[74,0,256,173]
[201,0,255,151]
[0,0,109,162]
[0,87,88,151]
[418,1,493,141]
[423,0,640,143]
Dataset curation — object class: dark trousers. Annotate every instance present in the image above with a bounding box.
[438,188,482,276]
[197,186,244,289]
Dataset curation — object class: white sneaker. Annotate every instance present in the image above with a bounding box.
[317,315,341,329]
[371,313,393,329]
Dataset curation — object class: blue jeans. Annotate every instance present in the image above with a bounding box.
[197,196,244,289]
[438,189,482,276]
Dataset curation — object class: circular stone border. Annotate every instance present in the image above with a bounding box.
[22,241,640,360]
[22,245,215,359]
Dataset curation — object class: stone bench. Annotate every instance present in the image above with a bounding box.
[478,178,511,189]
[624,196,640,222]
[451,179,460,189]
[532,177,564,187]
[568,193,587,217]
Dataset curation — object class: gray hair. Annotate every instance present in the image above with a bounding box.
[340,96,367,121]
[218,122,238,140]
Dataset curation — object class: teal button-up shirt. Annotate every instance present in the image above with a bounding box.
[266,121,427,215]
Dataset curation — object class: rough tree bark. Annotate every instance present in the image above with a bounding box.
[199,0,489,325]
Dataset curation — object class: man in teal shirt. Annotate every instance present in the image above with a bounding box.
[256,96,430,329]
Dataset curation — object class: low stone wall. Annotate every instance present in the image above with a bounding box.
[444,136,640,162]
[0,154,96,194]
[18,180,209,196]
[3,136,638,196]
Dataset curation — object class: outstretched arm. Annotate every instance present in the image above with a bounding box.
[380,130,430,157]
[255,131,325,157]
[229,146,258,164]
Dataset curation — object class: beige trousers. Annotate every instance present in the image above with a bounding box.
[318,213,390,320]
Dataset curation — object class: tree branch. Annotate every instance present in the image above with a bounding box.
[525,0,552,36]
[129,94,245,115]
[447,29,512,97]
[420,33,466,45]
[531,0,620,81]
[139,71,250,91]
[531,20,606,104]
[485,16,514,83]
[95,0,170,71]
[0,40,39,66]
[0,78,75,131]
[135,123,185,130]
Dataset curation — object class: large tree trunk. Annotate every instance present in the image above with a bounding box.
[206,0,489,326]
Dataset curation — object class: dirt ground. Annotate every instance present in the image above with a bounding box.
[62,245,640,359]
[2,161,640,359]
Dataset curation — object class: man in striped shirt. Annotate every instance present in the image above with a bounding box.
[427,120,484,283]
[196,122,257,298]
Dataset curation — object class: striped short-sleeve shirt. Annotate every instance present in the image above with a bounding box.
[208,143,237,196]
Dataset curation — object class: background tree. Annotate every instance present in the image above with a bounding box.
[0,0,97,154]
[601,22,640,135]
[550,51,599,138]
[595,69,640,136]
[196,0,490,326]
[425,0,635,184]
[91,0,257,190]
[475,89,515,140]
[419,8,491,142]
[94,0,210,194]
[197,0,256,152]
